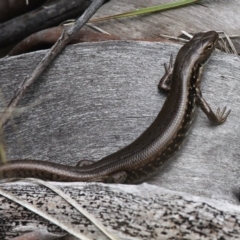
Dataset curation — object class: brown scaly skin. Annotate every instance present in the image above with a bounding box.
[0,31,230,183]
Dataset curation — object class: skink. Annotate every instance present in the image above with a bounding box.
[0,31,230,183]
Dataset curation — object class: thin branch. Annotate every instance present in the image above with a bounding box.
[0,0,97,47]
[0,0,108,129]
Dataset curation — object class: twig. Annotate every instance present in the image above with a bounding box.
[219,31,238,55]
[0,0,108,129]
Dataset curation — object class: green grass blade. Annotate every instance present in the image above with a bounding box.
[90,0,202,22]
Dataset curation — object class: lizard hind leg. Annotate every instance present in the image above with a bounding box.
[107,171,128,183]
[76,160,96,167]
[158,54,174,91]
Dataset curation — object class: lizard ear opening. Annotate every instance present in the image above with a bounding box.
[206,43,213,50]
